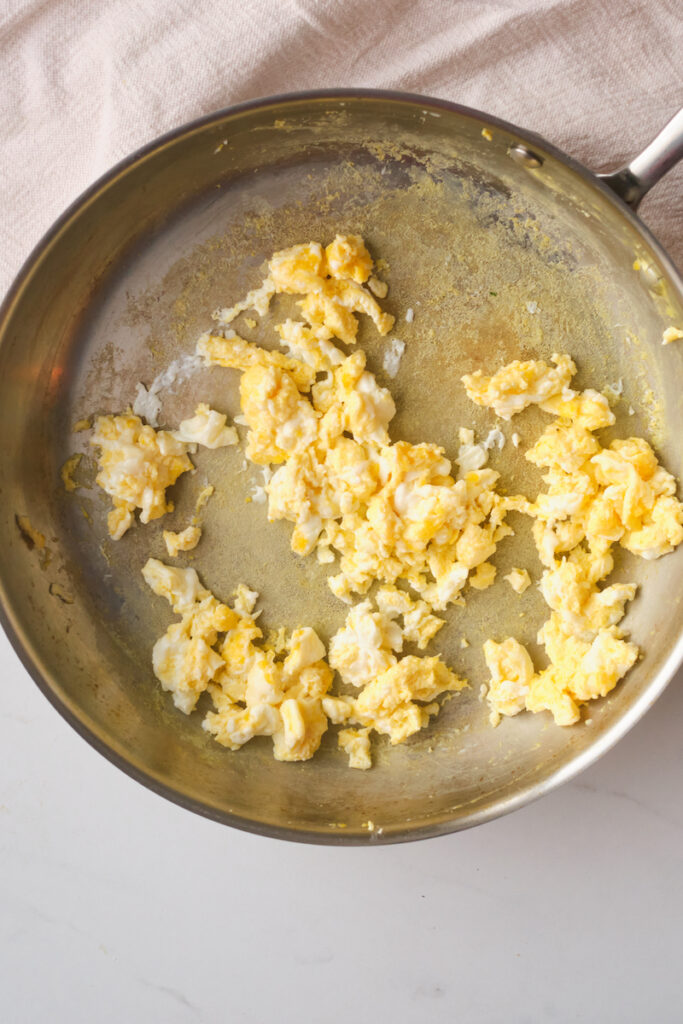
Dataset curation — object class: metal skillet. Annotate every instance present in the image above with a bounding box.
[1,91,682,845]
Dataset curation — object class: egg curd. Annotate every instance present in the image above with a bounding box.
[77,234,683,768]
[465,356,683,726]
[90,405,237,539]
[163,525,201,557]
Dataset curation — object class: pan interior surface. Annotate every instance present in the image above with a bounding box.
[1,94,681,842]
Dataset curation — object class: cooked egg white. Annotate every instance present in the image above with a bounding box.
[173,403,239,449]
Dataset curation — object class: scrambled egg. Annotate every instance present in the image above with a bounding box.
[312,589,460,766]
[90,405,236,539]
[327,654,464,759]
[70,233,683,768]
[142,558,332,760]
[462,354,576,420]
[198,237,511,613]
[338,728,372,770]
[91,413,194,539]
[329,598,402,687]
[469,561,497,590]
[466,355,683,726]
[328,588,447,681]
[143,557,459,766]
[483,637,534,723]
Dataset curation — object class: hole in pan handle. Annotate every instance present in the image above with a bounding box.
[597,106,683,210]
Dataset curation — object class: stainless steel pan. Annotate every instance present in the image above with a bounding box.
[1,91,682,844]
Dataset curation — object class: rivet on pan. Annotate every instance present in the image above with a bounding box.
[507,144,544,169]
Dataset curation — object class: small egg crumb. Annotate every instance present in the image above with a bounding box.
[163,525,202,557]
[662,326,683,345]
[49,582,74,604]
[481,128,493,141]
[73,418,91,432]
[503,568,531,594]
[16,514,46,551]
[405,307,414,323]
[193,485,215,518]
[338,728,372,770]
[61,453,82,492]
[368,276,388,298]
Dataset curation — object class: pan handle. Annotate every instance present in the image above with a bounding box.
[597,107,683,210]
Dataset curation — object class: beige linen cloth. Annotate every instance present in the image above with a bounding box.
[1,0,681,294]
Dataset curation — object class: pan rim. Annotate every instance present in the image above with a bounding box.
[1,87,682,845]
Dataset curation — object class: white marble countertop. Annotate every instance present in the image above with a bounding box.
[2,621,682,1023]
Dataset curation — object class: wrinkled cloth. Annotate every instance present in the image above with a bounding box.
[1,0,681,293]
